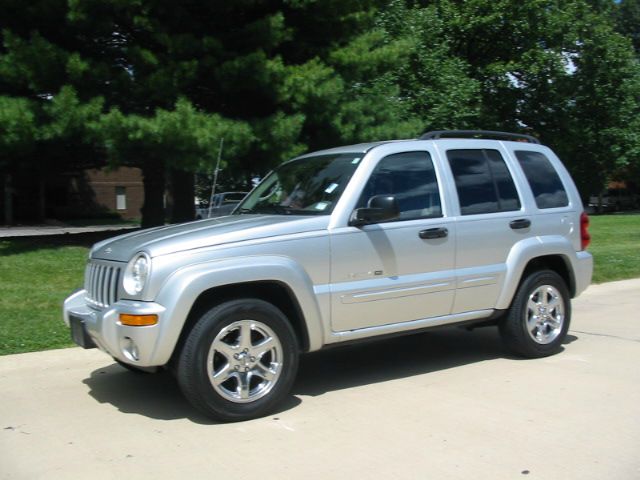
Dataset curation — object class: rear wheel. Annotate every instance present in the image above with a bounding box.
[500,270,571,358]
[177,299,299,422]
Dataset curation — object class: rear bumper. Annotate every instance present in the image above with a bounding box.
[574,251,594,298]
[63,289,166,367]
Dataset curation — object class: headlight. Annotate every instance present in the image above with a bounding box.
[123,253,151,295]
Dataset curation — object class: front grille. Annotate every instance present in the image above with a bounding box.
[85,261,122,309]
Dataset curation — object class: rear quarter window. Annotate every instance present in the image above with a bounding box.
[515,151,568,209]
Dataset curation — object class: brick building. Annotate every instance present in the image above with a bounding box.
[1,166,144,224]
[84,167,144,220]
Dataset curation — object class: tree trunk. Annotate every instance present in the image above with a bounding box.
[140,159,166,228]
[168,167,195,223]
[37,174,46,222]
[3,173,13,225]
[597,192,603,214]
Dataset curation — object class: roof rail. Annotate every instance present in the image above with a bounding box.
[420,130,540,144]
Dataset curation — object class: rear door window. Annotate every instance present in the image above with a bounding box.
[515,150,569,209]
[447,149,521,215]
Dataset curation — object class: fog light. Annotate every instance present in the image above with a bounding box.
[122,337,139,361]
[120,314,158,326]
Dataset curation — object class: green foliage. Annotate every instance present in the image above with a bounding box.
[565,8,640,194]
[0,96,36,165]
[99,98,253,172]
[375,1,481,130]
[431,0,640,197]
[613,0,640,53]
[2,0,640,224]
[40,86,104,141]
[0,30,69,94]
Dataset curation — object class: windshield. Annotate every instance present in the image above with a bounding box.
[236,153,362,215]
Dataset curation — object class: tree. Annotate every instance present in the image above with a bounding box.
[1,0,261,225]
[566,5,640,197]
[3,0,639,225]
[0,96,36,224]
[0,0,486,225]
[0,85,103,223]
[614,0,640,54]
[98,99,252,228]
[374,0,481,131]
[431,0,640,198]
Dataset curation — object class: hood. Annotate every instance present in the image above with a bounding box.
[90,215,329,262]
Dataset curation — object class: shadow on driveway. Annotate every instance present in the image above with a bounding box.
[81,326,578,423]
[294,327,505,396]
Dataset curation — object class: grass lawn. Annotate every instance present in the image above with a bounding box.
[0,238,87,355]
[1,214,639,356]
[589,213,640,283]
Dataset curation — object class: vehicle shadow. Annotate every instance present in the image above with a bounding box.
[83,365,212,424]
[295,328,575,396]
[82,363,302,425]
[294,326,504,396]
[82,327,576,423]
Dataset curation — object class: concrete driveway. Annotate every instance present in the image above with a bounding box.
[1,279,639,480]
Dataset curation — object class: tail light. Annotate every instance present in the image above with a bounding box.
[580,212,591,250]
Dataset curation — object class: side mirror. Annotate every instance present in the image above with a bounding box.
[350,195,400,227]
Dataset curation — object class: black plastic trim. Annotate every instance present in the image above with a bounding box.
[420,130,540,144]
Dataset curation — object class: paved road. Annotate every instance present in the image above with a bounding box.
[1,279,639,479]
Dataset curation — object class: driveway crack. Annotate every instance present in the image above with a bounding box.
[570,330,640,343]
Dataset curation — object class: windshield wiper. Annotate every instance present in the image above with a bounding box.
[237,204,294,215]
[238,205,328,216]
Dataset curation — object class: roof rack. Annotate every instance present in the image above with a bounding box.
[420,130,540,144]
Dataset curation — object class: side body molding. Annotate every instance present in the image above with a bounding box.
[149,256,326,365]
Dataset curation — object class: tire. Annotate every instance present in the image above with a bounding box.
[176,299,299,422]
[499,270,571,358]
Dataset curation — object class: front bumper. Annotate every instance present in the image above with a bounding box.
[63,289,166,367]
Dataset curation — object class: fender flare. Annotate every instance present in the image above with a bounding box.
[148,255,325,365]
[496,236,576,310]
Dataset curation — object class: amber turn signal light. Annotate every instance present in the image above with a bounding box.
[119,314,158,326]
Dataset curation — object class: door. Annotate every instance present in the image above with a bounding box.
[445,146,532,313]
[329,150,456,332]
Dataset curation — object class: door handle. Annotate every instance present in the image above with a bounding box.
[510,218,531,230]
[419,227,448,239]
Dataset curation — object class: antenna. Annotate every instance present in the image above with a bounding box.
[207,138,224,218]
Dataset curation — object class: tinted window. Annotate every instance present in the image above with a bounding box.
[237,153,362,215]
[357,151,442,221]
[448,149,520,215]
[515,151,569,209]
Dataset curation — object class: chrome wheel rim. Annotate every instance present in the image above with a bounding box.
[526,285,565,344]
[207,320,283,403]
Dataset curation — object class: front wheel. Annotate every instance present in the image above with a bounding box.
[177,299,299,422]
[499,270,571,358]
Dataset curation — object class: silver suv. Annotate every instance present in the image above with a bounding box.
[64,130,593,421]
